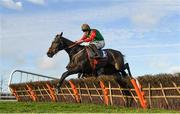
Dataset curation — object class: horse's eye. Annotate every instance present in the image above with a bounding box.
[55,37,59,41]
[56,34,59,37]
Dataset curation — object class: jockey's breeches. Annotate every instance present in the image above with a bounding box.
[90,40,105,49]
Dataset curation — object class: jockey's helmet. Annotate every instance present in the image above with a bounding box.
[81,24,90,32]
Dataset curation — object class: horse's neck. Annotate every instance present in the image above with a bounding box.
[62,37,83,59]
[61,37,74,45]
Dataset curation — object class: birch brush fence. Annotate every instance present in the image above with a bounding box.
[9,70,180,110]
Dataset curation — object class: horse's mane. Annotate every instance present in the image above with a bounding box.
[61,36,84,48]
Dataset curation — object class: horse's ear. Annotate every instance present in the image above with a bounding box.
[60,32,63,37]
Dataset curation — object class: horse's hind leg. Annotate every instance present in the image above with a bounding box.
[115,74,132,107]
[120,70,128,77]
[124,63,132,77]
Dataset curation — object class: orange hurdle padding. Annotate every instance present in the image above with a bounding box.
[100,81,109,105]
[11,88,20,101]
[26,84,37,101]
[131,78,147,109]
[46,83,57,102]
[69,80,80,103]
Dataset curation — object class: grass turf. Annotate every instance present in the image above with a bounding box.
[0,101,179,113]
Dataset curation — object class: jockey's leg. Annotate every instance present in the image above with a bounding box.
[90,41,105,58]
[89,44,101,58]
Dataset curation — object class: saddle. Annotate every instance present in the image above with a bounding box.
[85,46,108,70]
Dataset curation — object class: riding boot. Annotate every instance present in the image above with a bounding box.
[90,44,101,58]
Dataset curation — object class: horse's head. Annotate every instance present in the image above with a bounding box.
[47,32,65,58]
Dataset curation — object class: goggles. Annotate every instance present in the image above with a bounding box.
[82,29,89,32]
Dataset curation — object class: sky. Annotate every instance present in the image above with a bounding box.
[0,0,180,92]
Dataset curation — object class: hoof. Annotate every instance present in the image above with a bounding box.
[55,84,60,94]
[55,87,60,94]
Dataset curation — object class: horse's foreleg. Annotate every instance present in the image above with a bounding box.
[56,71,69,89]
[78,73,83,78]
[57,68,80,89]
[56,70,76,94]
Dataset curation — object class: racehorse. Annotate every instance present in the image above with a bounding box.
[47,32,132,90]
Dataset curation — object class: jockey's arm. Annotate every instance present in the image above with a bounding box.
[79,34,86,41]
[76,34,86,43]
[83,30,96,42]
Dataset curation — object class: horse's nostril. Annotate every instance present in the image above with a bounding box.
[47,52,52,57]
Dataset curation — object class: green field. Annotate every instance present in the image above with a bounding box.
[0,101,179,113]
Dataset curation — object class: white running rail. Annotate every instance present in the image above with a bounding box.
[8,69,58,91]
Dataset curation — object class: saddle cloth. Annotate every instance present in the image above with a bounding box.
[85,46,108,69]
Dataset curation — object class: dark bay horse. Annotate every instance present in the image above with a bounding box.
[47,32,132,89]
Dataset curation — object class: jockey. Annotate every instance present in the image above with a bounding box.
[76,24,105,58]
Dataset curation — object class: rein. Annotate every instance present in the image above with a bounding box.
[68,43,79,49]
[64,42,80,50]
[63,42,82,56]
